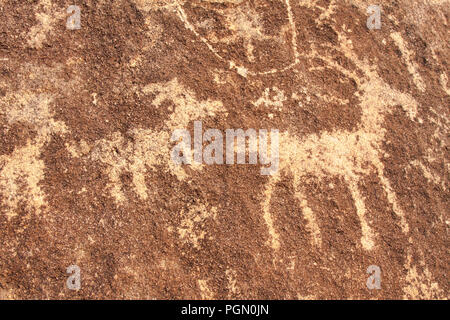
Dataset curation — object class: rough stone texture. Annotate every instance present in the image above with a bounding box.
[0,0,448,299]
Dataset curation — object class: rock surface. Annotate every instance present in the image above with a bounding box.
[0,0,448,299]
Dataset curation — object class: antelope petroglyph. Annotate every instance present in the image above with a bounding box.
[261,35,418,252]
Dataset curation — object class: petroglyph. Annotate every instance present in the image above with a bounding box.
[68,78,225,204]
[261,34,417,251]
[0,64,70,218]
[175,0,300,76]
[0,0,448,299]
